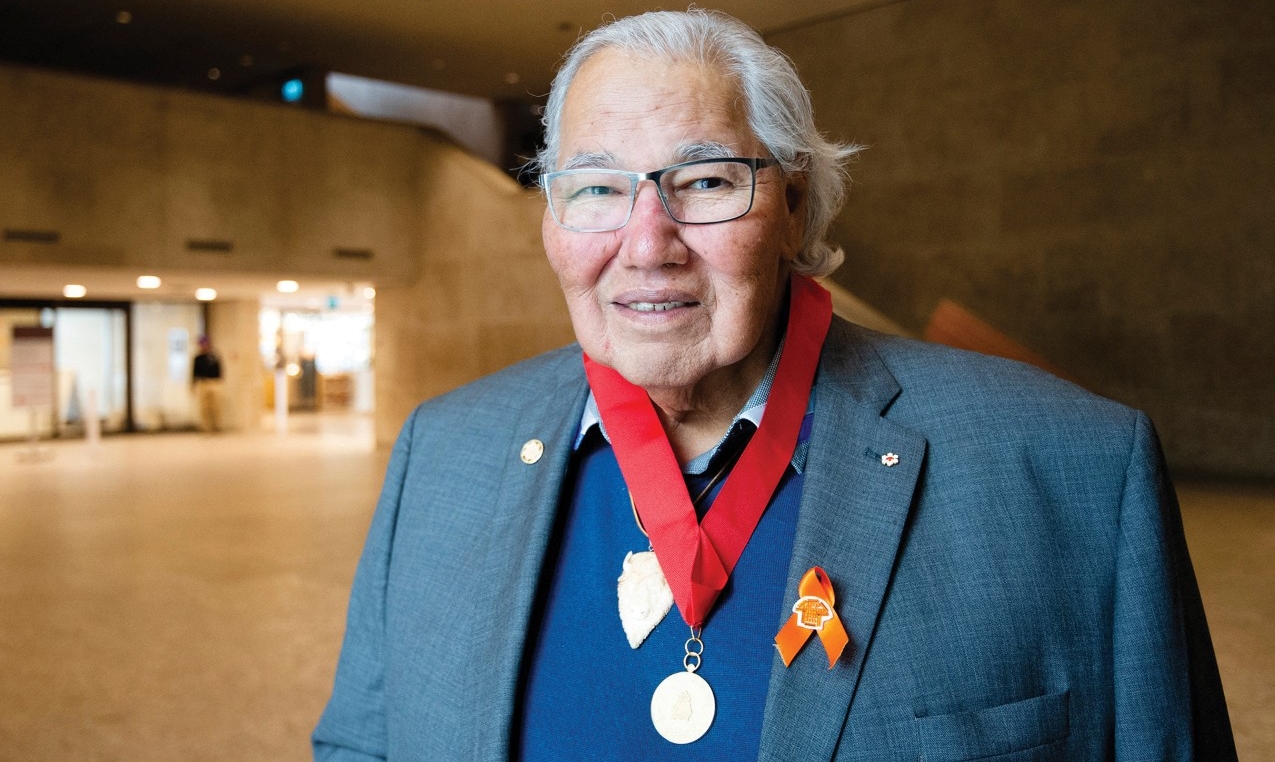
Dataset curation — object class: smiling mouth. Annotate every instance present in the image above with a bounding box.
[626,301,693,312]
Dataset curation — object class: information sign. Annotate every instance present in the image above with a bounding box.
[10,326,55,409]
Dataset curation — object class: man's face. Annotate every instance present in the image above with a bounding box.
[543,49,806,395]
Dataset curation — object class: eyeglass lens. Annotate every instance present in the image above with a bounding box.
[546,160,758,232]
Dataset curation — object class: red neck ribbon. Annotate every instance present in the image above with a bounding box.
[583,274,832,627]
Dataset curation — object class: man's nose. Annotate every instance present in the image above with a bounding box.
[618,181,685,268]
[630,180,672,224]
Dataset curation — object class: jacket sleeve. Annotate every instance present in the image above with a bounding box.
[311,412,418,761]
[1112,412,1236,760]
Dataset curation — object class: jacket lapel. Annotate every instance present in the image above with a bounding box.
[758,322,926,761]
[468,353,591,761]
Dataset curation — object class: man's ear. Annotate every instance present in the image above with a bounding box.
[781,173,809,262]
[786,173,808,215]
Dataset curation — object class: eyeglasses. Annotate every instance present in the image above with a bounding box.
[541,157,777,233]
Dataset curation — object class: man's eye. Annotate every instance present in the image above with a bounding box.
[687,176,729,191]
[563,182,625,202]
[577,185,623,197]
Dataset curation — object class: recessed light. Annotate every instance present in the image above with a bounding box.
[363,287,376,299]
[504,72,521,85]
[195,288,218,301]
[63,284,87,298]
[137,275,161,289]
[276,280,299,293]
[207,67,221,81]
[115,10,132,25]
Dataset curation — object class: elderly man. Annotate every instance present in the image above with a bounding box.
[314,10,1234,761]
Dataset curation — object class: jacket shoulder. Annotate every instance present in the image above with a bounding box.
[833,320,1139,437]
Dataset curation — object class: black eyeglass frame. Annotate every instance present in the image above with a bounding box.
[540,157,779,233]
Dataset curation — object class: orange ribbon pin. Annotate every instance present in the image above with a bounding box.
[774,566,849,668]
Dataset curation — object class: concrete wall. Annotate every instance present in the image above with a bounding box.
[0,65,574,446]
[207,299,265,433]
[0,66,419,283]
[773,0,1275,478]
[373,142,576,447]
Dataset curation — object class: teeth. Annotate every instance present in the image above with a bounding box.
[629,301,690,312]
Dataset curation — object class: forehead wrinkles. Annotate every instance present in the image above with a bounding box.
[558,52,752,167]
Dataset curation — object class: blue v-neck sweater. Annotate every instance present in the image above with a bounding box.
[517,418,809,760]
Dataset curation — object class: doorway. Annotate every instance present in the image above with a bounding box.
[0,303,131,440]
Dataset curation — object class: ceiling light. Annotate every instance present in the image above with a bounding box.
[276,280,299,293]
[363,287,376,299]
[137,275,161,289]
[504,72,521,85]
[63,284,87,298]
[207,67,221,81]
[195,288,217,301]
[115,10,132,24]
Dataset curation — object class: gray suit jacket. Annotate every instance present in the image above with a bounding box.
[314,318,1235,761]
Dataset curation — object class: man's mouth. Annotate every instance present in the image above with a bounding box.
[626,301,692,312]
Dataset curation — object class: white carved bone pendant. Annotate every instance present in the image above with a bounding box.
[617,550,675,648]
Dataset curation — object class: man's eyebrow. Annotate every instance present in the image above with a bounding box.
[557,143,739,172]
[676,142,738,161]
[559,152,617,171]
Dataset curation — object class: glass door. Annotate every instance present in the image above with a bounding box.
[52,307,129,436]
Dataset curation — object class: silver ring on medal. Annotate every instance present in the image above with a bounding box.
[650,671,715,744]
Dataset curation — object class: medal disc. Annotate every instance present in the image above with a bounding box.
[650,670,715,744]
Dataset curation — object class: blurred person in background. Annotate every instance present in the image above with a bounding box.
[191,335,222,432]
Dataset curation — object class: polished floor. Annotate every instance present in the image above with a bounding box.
[0,414,1270,761]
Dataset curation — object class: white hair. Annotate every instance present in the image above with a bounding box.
[536,9,861,277]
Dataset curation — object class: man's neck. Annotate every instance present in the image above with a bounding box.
[646,331,780,465]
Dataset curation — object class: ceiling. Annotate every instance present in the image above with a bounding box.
[0,0,874,101]
[0,0,873,306]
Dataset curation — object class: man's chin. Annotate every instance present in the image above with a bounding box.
[609,352,703,394]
